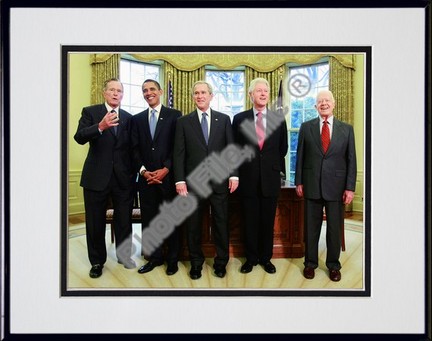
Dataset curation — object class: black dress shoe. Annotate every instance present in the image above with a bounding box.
[137,261,163,274]
[213,265,226,278]
[303,267,315,279]
[166,262,179,276]
[329,269,341,282]
[89,264,103,278]
[240,262,255,274]
[117,258,136,269]
[189,266,202,280]
[261,261,276,274]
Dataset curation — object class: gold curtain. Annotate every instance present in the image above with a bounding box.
[128,53,355,72]
[329,56,355,212]
[329,56,355,125]
[90,54,120,105]
[164,62,205,115]
[89,53,355,120]
[245,65,286,110]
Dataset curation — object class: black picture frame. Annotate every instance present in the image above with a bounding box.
[1,0,430,340]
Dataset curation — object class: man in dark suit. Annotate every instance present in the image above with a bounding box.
[74,78,136,279]
[131,79,182,276]
[295,90,357,282]
[173,80,238,280]
[232,77,288,275]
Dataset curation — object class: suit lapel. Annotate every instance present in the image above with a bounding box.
[246,109,260,149]
[153,106,165,141]
[143,108,151,135]
[310,118,322,153]
[238,110,259,149]
[99,105,117,138]
[114,108,128,139]
[207,110,220,147]
[190,110,208,147]
[260,109,274,151]
[326,118,341,155]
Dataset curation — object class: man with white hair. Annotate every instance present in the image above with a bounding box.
[295,90,357,282]
[232,77,288,275]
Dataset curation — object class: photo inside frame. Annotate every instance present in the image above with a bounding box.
[62,46,370,297]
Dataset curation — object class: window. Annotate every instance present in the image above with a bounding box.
[120,58,161,114]
[205,70,245,121]
[286,62,329,184]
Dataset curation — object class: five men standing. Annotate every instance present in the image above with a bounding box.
[74,77,357,282]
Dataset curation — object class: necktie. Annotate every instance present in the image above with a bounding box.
[111,109,118,135]
[321,118,330,153]
[201,112,209,144]
[256,111,265,150]
[149,108,157,139]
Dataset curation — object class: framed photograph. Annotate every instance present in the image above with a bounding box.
[2,1,430,339]
[62,45,370,298]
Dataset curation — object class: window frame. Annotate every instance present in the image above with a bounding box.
[286,60,330,184]
[205,67,246,121]
[120,55,163,115]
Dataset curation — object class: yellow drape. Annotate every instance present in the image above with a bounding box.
[164,62,205,115]
[329,56,355,125]
[245,65,286,110]
[90,54,120,105]
[329,56,355,211]
[90,53,356,120]
[127,53,355,72]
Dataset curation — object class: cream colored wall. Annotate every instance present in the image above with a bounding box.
[68,54,92,215]
[353,54,364,214]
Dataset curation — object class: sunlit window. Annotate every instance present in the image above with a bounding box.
[205,70,245,121]
[120,58,161,114]
[287,62,329,183]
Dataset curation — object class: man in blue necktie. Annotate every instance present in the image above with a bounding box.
[173,81,238,280]
[131,79,182,276]
[74,78,136,278]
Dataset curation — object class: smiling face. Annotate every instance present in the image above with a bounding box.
[103,80,124,108]
[142,81,163,108]
[192,83,213,112]
[315,90,335,118]
[249,81,269,111]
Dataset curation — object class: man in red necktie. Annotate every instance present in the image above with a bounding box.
[295,90,357,282]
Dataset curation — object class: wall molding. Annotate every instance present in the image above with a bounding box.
[68,170,84,215]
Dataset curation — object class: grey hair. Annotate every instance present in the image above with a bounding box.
[191,81,214,96]
[316,90,335,103]
[103,78,123,91]
[248,77,270,94]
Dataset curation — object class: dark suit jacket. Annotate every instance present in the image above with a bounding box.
[74,104,134,191]
[173,109,236,194]
[131,105,182,193]
[232,108,288,197]
[295,116,357,201]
